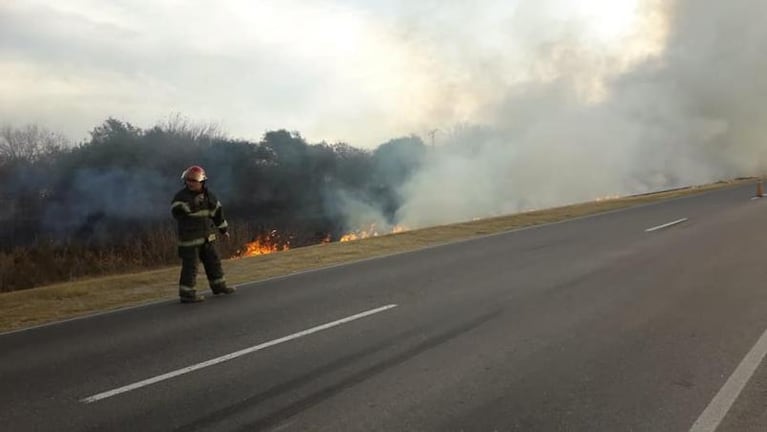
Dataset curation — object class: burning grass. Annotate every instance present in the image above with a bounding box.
[236,230,291,257]
[0,179,752,333]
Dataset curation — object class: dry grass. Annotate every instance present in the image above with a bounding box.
[0,179,754,333]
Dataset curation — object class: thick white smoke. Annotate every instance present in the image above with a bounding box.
[388,0,767,228]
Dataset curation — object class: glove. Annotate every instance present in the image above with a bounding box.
[190,194,205,212]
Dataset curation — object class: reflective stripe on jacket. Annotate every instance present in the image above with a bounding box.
[171,187,228,246]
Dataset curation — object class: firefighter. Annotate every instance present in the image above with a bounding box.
[171,165,235,303]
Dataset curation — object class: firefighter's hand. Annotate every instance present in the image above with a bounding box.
[191,195,204,212]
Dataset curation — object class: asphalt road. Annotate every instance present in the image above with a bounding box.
[3,183,767,432]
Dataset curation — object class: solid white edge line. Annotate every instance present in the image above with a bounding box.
[689,328,767,432]
[645,218,688,232]
[80,304,398,404]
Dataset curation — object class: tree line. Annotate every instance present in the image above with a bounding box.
[0,116,427,291]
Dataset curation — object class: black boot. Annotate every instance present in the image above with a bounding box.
[179,286,205,303]
[211,283,236,295]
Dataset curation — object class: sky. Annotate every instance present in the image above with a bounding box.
[4,0,767,231]
[2,0,652,148]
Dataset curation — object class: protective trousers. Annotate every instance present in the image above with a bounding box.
[178,242,227,298]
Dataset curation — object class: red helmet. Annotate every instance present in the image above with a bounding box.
[181,165,207,182]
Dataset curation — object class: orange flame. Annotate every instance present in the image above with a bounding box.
[339,223,408,242]
[236,224,409,258]
[237,230,289,257]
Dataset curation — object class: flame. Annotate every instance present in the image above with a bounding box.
[236,224,409,258]
[339,223,408,242]
[237,230,290,257]
[391,225,407,234]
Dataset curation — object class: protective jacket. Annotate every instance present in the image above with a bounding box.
[171,187,229,247]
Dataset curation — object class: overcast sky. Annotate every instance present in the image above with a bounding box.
[5,0,767,231]
[1,0,650,147]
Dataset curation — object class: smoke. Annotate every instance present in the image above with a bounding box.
[6,0,767,241]
[42,168,175,239]
[382,0,767,228]
[327,189,394,233]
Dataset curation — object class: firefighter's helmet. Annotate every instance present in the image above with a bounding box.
[181,165,207,182]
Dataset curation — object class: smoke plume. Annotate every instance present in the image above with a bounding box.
[384,0,767,228]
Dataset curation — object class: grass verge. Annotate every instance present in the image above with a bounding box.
[0,179,754,333]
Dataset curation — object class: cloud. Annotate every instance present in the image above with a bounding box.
[0,1,434,147]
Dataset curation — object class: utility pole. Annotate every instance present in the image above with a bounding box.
[428,128,440,148]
